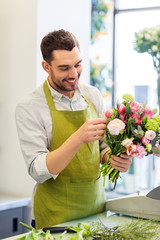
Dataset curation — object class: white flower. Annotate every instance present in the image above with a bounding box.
[121,138,134,147]
[139,33,144,38]
[144,33,151,40]
[151,45,158,52]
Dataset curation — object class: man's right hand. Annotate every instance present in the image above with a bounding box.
[46,118,107,175]
[77,118,107,144]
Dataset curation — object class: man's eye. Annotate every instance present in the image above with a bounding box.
[75,63,81,68]
[60,68,68,71]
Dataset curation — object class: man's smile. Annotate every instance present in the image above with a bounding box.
[65,79,77,85]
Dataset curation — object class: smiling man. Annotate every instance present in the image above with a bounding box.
[42,45,82,97]
[15,29,132,230]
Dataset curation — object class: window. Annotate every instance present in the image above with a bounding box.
[113,1,160,192]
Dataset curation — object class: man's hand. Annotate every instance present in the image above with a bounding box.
[102,151,132,173]
[77,118,107,144]
[110,154,132,172]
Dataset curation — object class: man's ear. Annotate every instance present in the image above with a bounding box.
[42,60,50,74]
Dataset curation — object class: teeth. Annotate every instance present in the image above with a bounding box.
[67,80,75,83]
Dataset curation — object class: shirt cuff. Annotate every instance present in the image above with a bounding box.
[34,153,58,180]
[100,147,110,163]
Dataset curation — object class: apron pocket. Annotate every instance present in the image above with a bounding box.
[66,177,106,220]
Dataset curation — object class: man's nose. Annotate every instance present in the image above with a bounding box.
[68,67,78,79]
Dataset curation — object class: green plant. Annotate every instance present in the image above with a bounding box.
[134,25,160,113]
[90,60,111,92]
[90,0,113,94]
[91,0,110,43]
[71,219,160,239]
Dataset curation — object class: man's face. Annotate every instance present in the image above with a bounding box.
[45,46,82,98]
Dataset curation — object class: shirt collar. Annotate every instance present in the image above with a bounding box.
[46,78,82,101]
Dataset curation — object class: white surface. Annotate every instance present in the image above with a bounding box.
[0,0,37,197]
[36,0,91,86]
[106,188,160,220]
[0,0,91,198]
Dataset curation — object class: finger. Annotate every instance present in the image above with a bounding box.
[110,162,130,172]
[114,166,128,172]
[92,135,102,141]
[111,155,132,163]
[91,124,106,135]
[110,156,132,172]
[120,153,133,159]
[95,129,105,136]
[96,123,107,130]
[91,118,108,125]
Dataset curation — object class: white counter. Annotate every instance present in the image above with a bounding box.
[3,211,160,240]
[0,193,31,211]
[0,193,31,239]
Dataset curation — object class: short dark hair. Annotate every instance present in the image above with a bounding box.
[40,29,80,63]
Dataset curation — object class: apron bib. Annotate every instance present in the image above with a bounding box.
[34,80,106,229]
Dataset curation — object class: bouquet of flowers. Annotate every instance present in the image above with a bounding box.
[101,94,160,188]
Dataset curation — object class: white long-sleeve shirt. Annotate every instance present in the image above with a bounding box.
[15,80,109,184]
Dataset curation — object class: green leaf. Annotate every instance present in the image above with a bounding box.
[132,117,136,126]
[81,223,90,231]
[70,227,83,233]
[131,125,135,133]
[152,146,160,154]
[127,117,132,127]
[141,115,148,125]
[138,125,142,131]
[124,102,132,115]
[25,232,35,240]
[16,236,26,240]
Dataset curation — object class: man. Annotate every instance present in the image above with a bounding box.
[15,29,132,229]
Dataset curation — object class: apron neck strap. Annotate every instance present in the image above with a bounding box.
[43,80,56,111]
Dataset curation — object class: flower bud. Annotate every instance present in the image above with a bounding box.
[118,104,126,115]
[105,108,114,118]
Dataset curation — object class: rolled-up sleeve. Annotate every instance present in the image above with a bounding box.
[99,138,110,162]
[15,102,58,183]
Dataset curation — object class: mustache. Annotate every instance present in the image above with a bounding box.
[63,73,81,81]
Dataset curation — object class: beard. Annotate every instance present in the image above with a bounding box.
[50,71,80,93]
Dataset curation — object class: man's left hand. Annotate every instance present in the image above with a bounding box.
[102,151,132,173]
[109,154,132,172]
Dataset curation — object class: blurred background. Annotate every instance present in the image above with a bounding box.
[1,0,160,238]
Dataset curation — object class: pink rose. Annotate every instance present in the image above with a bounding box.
[145,130,156,140]
[143,107,154,119]
[129,102,140,113]
[130,113,141,125]
[134,144,147,159]
[107,119,125,135]
[105,108,114,118]
[118,104,126,115]
[119,113,126,122]
[141,136,150,145]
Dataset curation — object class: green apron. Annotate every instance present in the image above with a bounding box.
[34,80,106,229]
